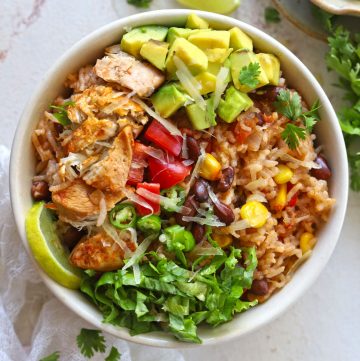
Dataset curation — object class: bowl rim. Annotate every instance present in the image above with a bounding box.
[10,8,349,348]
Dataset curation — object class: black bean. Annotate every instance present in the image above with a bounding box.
[216,167,235,193]
[192,223,205,243]
[31,181,50,201]
[250,279,269,296]
[256,113,264,126]
[186,136,200,161]
[310,155,331,180]
[213,201,235,225]
[61,227,85,250]
[193,179,209,202]
[175,195,198,226]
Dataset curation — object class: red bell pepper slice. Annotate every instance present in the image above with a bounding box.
[144,120,182,156]
[287,183,298,207]
[148,156,192,189]
[127,142,149,186]
[135,182,160,215]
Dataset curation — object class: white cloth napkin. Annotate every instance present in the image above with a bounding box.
[0,145,186,360]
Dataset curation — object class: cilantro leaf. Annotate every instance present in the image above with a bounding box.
[349,152,360,191]
[281,124,306,150]
[238,62,261,88]
[105,346,122,361]
[127,0,152,8]
[50,100,74,126]
[302,99,321,133]
[265,7,281,24]
[273,89,302,121]
[76,328,106,358]
[39,351,60,361]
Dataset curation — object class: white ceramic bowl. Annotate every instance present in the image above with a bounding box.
[10,9,348,348]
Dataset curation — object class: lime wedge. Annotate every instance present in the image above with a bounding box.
[176,0,241,14]
[25,202,82,289]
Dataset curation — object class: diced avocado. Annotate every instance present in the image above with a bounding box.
[217,86,253,123]
[186,99,216,130]
[151,83,188,118]
[121,25,168,58]
[166,37,208,76]
[204,48,233,63]
[230,49,269,92]
[229,27,253,51]
[140,40,169,71]
[186,14,209,29]
[188,30,230,49]
[166,27,193,45]
[207,60,232,83]
[256,53,281,85]
[195,72,217,95]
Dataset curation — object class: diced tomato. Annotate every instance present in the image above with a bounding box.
[287,183,298,207]
[148,157,192,189]
[136,183,160,215]
[144,120,182,156]
[127,142,149,185]
[232,118,256,144]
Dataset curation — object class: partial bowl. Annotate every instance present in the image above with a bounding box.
[311,0,360,16]
[10,9,348,347]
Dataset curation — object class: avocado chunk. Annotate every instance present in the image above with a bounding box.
[121,25,168,57]
[151,83,188,118]
[217,86,253,123]
[140,40,169,71]
[204,48,233,63]
[230,49,269,92]
[166,37,208,76]
[166,27,193,45]
[195,72,217,95]
[186,99,216,130]
[229,27,253,51]
[207,60,232,83]
[186,14,209,29]
[256,53,281,85]
[188,30,230,49]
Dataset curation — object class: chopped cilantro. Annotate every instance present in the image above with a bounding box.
[274,89,320,150]
[265,7,281,24]
[76,328,106,358]
[50,100,74,126]
[238,62,261,88]
[127,0,152,8]
[105,346,122,361]
[281,123,306,150]
[39,351,60,361]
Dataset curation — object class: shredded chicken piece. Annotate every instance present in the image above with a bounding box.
[69,231,124,271]
[63,117,118,153]
[51,179,125,222]
[65,65,105,93]
[95,51,165,97]
[83,125,133,193]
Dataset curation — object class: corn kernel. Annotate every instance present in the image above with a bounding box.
[272,183,287,211]
[240,201,269,228]
[274,164,294,184]
[198,153,222,181]
[212,233,233,248]
[300,232,316,254]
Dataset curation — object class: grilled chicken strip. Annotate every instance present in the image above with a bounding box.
[83,125,133,193]
[69,231,124,271]
[95,51,165,97]
[52,179,125,222]
[64,117,118,153]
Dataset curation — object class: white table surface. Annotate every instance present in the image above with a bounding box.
[1,0,359,360]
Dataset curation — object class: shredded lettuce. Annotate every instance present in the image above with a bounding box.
[80,244,258,343]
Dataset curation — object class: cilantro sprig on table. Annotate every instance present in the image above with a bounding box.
[264,6,281,24]
[238,62,261,88]
[127,0,152,8]
[274,89,320,149]
[38,329,121,361]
